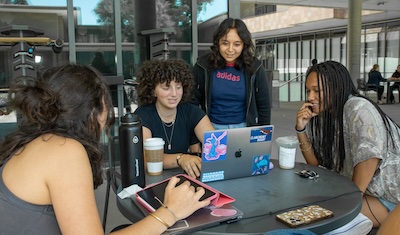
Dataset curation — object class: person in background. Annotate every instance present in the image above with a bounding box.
[388,65,400,103]
[191,18,271,130]
[0,64,210,235]
[311,59,318,66]
[305,59,318,75]
[296,61,400,231]
[134,59,214,179]
[90,51,112,75]
[367,64,391,104]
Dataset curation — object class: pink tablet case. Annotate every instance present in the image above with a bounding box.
[136,174,235,212]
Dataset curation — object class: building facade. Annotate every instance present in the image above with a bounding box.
[0,0,399,103]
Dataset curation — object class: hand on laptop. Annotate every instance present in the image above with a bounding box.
[179,154,202,178]
[164,176,211,220]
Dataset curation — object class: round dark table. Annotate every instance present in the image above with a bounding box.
[117,159,362,234]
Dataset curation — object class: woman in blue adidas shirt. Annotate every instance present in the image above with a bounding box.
[191,18,271,130]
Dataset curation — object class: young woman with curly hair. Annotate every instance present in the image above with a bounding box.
[0,64,210,234]
[296,61,400,231]
[191,18,271,130]
[134,59,214,178]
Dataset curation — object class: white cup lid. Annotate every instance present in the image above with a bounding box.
[144,137,165,148]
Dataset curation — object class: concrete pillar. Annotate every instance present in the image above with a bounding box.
[347,0,362,85]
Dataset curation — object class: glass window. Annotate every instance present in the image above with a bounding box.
[289,41,297,80]
[386,31,399,77]
[0,4,69,88]
[316,39,324,63]
[301,40,310,75]
[341,36,347,66]
[364,31,378,78]
[378,32,386,76]
[331,37,341,62]
[325,38,330,60]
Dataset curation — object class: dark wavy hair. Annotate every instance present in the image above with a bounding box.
[0,64,115,189]
[209,18,255,73]
[136,59,194,105]
[306,61,397,172]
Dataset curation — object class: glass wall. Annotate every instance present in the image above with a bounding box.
[256,20,400,102]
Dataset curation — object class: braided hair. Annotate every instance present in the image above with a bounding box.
[306,61,397,172]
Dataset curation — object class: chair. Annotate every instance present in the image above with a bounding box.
[356,79,376,98]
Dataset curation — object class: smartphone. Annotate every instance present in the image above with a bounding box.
[276,205,334,227]
[136,174,217,212]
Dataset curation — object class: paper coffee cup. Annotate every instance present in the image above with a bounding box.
[275,136,298,169]
[143,138,165,175]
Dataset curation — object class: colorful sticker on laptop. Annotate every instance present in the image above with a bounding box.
[250,126,273,143]
[251,154,271,175]
[201,171,224,182]
[203,131,228,162]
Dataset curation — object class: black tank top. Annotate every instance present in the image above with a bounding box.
[0,161,61,234]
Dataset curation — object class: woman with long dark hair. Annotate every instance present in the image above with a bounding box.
[191,18,271,130]
[296,61,400,230]
[0,64,210,234]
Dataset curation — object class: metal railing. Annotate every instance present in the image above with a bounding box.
[278,73,306,102]
[279,73,305,87]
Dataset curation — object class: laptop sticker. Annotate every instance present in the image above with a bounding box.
[251,154,271,175]
[203,131,228,162]
[202,171,224,182]
[250,126,273,143]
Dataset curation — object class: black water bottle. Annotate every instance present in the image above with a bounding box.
[119,113,146,188]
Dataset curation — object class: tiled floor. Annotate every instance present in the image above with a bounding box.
[95,100,400,234]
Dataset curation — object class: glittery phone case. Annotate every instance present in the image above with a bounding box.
[276,205,334,227]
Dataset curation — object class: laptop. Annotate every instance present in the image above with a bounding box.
[132,193,243,235]
[200,125,274,183]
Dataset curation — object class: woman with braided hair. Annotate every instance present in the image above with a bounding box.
[295,61,400,231]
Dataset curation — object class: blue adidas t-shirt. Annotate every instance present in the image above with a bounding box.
[210,63,246,124]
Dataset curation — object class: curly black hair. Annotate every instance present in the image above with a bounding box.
[209,18,255,74]
[136,59,194,106]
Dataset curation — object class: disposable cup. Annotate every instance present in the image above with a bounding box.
[275,136,298,169]
[143,138,165,175]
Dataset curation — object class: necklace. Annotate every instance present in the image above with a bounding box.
[164,121,174,128]
[162,121,175,150]
[155,103,176,123]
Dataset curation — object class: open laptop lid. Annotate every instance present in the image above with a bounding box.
[131,196,243,235]
[200,125,274,183]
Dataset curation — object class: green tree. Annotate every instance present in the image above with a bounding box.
[93,0,213,42]
[0,0,28,4]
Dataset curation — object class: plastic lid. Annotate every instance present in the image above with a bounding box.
[143,138,165,148]
[120,113,140,124]
[275,135,299,146]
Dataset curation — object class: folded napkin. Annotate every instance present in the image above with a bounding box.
[117,184,143,199]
